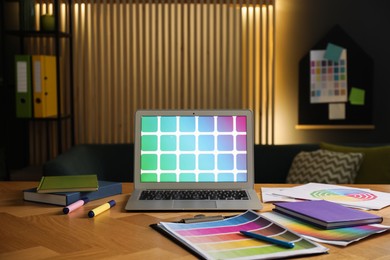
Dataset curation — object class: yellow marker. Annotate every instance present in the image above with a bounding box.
[88,200,116,218]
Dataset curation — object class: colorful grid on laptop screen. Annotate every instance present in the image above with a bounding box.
[140,115,248,183]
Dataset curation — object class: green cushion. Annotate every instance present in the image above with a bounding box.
[286,149,363,184]
[320,142,390,184]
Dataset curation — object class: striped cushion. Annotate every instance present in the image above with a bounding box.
[286,149,363,184]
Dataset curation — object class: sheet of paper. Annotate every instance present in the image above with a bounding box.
[261,187,302,203]
[324,43,344,62]
[16,61,28,93]
[262,212,390,246]
[349,87,365,105]
[329,103,346,120]
[272,183,390,210]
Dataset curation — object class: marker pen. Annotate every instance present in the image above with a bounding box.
[63,198,89,214]
[88,200,116,218]
[240,230,295,248]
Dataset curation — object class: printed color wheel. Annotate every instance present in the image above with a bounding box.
[310,189,377,202]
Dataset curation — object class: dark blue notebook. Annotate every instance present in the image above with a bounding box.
[273,200,382,229]
[24,181,122,206]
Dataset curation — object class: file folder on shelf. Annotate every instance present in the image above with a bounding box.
[32,55,58,118]
[15,55,33,118]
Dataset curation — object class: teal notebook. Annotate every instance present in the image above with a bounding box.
[37,175,99,193]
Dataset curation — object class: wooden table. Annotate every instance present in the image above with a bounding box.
[1,182,390,259]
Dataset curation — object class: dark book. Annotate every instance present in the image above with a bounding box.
[273,200,383,229]
[24,181,122,206]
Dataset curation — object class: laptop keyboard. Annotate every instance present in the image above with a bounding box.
[139,190,249,200]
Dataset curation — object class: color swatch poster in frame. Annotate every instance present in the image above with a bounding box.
[310,49,348,103]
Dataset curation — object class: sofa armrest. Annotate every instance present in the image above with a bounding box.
[43,144,134,182]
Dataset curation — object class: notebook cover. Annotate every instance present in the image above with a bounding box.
[37,175,99,193]
[273,200,382,229]
[24,181,122,206]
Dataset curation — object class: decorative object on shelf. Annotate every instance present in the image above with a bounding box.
[23,0,35,30]
[40,14,55,31]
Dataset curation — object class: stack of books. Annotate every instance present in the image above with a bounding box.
[23,174,122,206]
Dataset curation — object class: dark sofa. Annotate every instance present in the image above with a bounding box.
[42,144,320,183]
[43,143,390,184]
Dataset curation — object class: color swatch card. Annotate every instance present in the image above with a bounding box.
[152,210,328,260]
[310,49,348,103]
[262,211,390,246]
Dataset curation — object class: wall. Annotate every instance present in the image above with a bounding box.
[275,0,390,144]
[71,2,275,145]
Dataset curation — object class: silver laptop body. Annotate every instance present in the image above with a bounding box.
[125,109,262,211]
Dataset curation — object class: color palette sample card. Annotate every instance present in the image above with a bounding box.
[262,211,390,246]
[310,49,348,103]
[153,210,328,260]
[140,115,248,183]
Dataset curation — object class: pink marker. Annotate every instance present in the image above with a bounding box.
[63,198,89,214]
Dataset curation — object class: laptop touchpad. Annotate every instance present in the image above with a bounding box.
[173,201,217,209]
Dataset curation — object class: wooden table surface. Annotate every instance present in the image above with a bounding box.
[1,182,390,259]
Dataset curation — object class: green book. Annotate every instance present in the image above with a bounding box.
[37,175,99,193]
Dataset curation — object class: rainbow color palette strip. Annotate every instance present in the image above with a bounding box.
[140,115,248,183]
[310,49,348,103]
[158,210,328,259]
[262,212,390,246]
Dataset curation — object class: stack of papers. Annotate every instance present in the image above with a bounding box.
[261,183,390,210]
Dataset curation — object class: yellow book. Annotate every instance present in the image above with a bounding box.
[37,175,99,194]
[32,55,58,118]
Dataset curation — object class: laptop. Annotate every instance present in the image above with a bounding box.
[125,109,262,211]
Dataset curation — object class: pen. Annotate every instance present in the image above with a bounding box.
[239,230,295,249]
[88,200,116,218]
[63,198,89,214]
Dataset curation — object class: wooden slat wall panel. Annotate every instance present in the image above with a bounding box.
[71,0,274,146]
[28,1,274,165]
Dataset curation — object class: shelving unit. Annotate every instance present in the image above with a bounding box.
[1,0,74,167]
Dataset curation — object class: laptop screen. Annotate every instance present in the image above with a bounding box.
[139,114,248,183]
